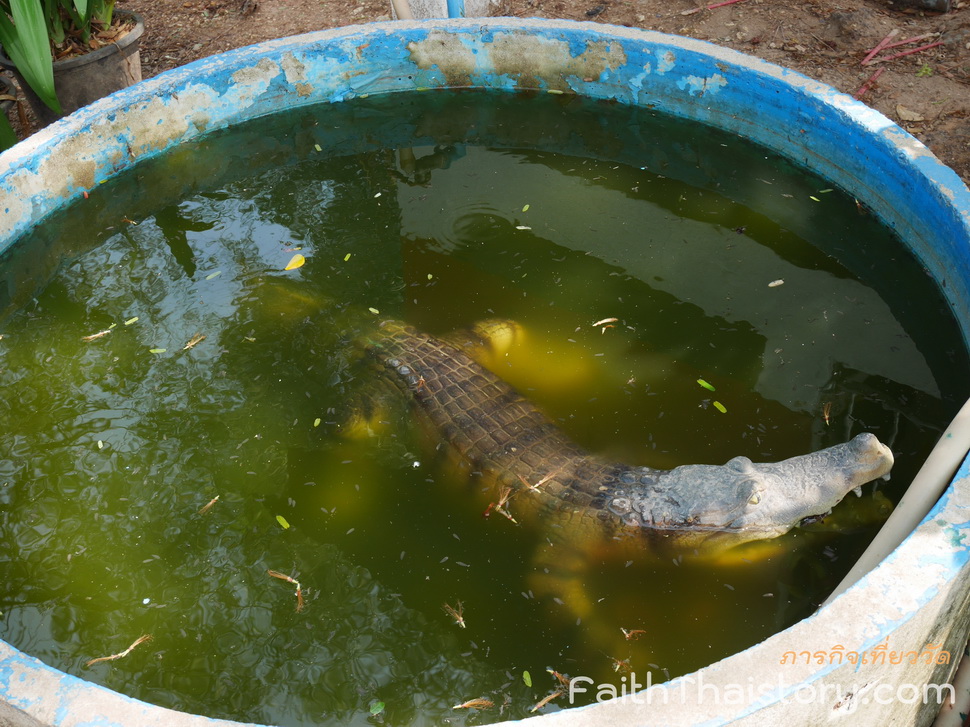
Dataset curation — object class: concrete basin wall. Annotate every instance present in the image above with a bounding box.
[1,19,969,727]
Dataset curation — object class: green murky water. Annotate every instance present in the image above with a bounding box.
[0,90,966,725]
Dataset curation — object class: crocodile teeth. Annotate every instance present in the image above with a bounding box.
[852,486,862,498]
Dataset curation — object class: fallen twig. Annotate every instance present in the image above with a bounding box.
[531,689,564,712]
[879,33,936,53]
[854,68,885,99]
[84,634,152,667]
[267,570,305,612]
[868,41,943,65]
[681,0,747,15]
[860,29,899,65]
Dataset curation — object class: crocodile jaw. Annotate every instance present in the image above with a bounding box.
[615,433,894,549]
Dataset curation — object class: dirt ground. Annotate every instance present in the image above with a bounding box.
[9,0,970,182]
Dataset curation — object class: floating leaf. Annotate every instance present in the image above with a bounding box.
[205,271,221,280]
[427,274,433,280]
[697,379,716,392]
[522,204,530,212]
[284,254,306,271]
[276,515,291,529]
[713,401,728,414]
[149,348,167,354]
[768,279,784,288]
[314,143,322,152]
[523,670,533,687]
[97,440,104,450]
[515,225,532,230]
[313,418,321,427]
[343,253,351,262]
[124,317,139,326]
[368,307,380,315]
[369,700,385,716]
[809,196,821,202]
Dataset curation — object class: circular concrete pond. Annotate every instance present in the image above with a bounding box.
[1,19,970,727]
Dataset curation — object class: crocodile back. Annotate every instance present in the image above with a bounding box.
[361,320,623,524]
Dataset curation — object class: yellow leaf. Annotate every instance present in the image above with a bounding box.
[284,254,306,271]
[276,515,291,529]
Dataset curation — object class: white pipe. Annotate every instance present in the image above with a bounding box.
[822,396,970,606]
[389,0,414,20]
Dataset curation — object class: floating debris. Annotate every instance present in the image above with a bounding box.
[267,570,304,612]
[607,654,632,673]
[522,670,532,687]
[198,495,220,515]
[182,333,206,351]
[531,690,564,712]
[592,317,618,334]
[483,485,517,523]
[124,317,139,325]
[81,329,112,342]
[768,279,784,288]
[712,401,728,414]
[85,634,152,667]
[621,627,647,641]
[696,378,716,392]
[443,601,466,628]
[453,698,494,710]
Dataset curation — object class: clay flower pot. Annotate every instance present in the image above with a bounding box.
[0,9,144,127]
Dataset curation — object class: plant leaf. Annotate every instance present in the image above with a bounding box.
[0,113,16,151]
[284,254,305,271]
[0,0,61,113]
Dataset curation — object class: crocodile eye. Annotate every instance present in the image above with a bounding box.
[726,455,754,473]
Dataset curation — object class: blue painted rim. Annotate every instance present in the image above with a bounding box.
[1,19,969,726]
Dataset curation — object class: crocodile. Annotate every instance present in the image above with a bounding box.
[360,319,894,611]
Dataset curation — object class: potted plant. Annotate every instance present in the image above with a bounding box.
[0,0,144,146]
